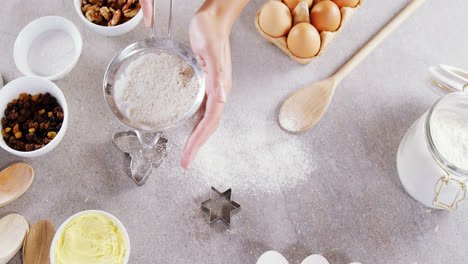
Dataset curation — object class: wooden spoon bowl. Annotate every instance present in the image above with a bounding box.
[0,163,34,207]
[0,213,29,264]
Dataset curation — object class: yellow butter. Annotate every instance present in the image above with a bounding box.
[54,212,127,264]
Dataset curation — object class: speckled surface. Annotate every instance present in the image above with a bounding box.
[1,0,468,263]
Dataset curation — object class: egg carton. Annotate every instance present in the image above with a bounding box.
[255,0,362,64]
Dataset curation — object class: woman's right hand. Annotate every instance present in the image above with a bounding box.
[140,0,154,28]
[138,0,249,169]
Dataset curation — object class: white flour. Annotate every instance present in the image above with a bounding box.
[114,52,199,129]
[431,110,468,170]
[164,112,316,194]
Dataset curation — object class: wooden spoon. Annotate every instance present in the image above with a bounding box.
[23,220,56,264]
[0,213,29,264]
[279,0,425,133]
[0,163,34,207]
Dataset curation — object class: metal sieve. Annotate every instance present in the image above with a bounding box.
[103,0,205,185]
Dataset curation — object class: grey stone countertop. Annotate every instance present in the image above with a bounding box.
[1,0,467,263]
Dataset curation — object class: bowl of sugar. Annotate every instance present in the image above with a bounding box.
[14,16,83,81]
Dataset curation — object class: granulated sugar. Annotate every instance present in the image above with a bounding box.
[164,112,316,194]
[431,109,468,170]
[114,52,199,129]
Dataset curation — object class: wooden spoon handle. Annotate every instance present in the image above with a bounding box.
[333,0,425,82]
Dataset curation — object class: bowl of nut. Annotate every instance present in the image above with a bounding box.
[74,0,143,36]
[0,76,68,158]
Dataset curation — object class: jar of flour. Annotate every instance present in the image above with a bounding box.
[397,92,468,211]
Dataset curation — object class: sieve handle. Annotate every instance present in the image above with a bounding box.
[151,0,174,39]
[135,130,163,149]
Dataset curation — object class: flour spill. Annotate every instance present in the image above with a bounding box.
[163,114,316,194]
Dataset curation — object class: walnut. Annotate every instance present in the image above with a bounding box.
[123,7,139,18]
[108,9,121,26]
[82,3,90,12]
[108,0,126,10]
[85,6,104,24]
[122,0,133,11]
[82,0,139,26]
[88,0,105,5]
[100,6,112,21]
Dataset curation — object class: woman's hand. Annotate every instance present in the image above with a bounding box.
[140,0,249,169]
[181,10,232,169]
[140,0,154,28]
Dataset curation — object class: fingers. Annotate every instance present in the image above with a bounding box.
[205,56,227,103]
[197,43,232,104]
[140,0,153,28]
[181,96,225,169]
[195,54,206,68]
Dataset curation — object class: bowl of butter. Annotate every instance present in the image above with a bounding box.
[50,210,130,264]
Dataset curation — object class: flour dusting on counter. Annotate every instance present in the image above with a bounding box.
[178,115,316,194]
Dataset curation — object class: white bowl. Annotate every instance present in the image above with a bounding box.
[14,16,83,81]
[50,210,131,264]
[0,76,69,158]
[74,0,143,36]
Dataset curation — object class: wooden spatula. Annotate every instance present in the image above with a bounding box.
[22,220,56,264]
[279,0,425,133]
[0,213,29,264]
[0,163,34,208]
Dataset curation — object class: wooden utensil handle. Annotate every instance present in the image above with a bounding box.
[333,0,425,82]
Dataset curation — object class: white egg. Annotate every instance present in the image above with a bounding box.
[301,254,330,264]
[257,250,290,264]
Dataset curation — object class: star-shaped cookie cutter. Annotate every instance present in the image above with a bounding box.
[201,187,240,227]
[112,131,167,185]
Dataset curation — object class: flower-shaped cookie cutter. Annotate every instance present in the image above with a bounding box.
[112,131,167,185]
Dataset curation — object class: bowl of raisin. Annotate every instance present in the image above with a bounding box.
[0,76,68,157]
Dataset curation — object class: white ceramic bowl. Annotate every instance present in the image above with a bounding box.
[0,76,69,158]
[50,210,131,264]
[74,0,143,36]
[14,16,83,81]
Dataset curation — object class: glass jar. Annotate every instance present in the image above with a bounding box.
[397,92,468,211]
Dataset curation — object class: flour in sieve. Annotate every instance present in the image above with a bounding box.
[114,52,199,129]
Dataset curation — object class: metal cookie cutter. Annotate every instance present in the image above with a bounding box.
[113,131,167,185]
[201,187,241,227]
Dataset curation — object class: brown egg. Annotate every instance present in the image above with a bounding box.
[259,1,292,37]
[283,0,313,10]
[332,0,360,8]
[310,1,341,32]
[287,23,321,58]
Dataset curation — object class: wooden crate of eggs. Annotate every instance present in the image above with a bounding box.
[255,0,361,64]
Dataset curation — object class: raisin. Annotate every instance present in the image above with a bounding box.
[1,92,64,151]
